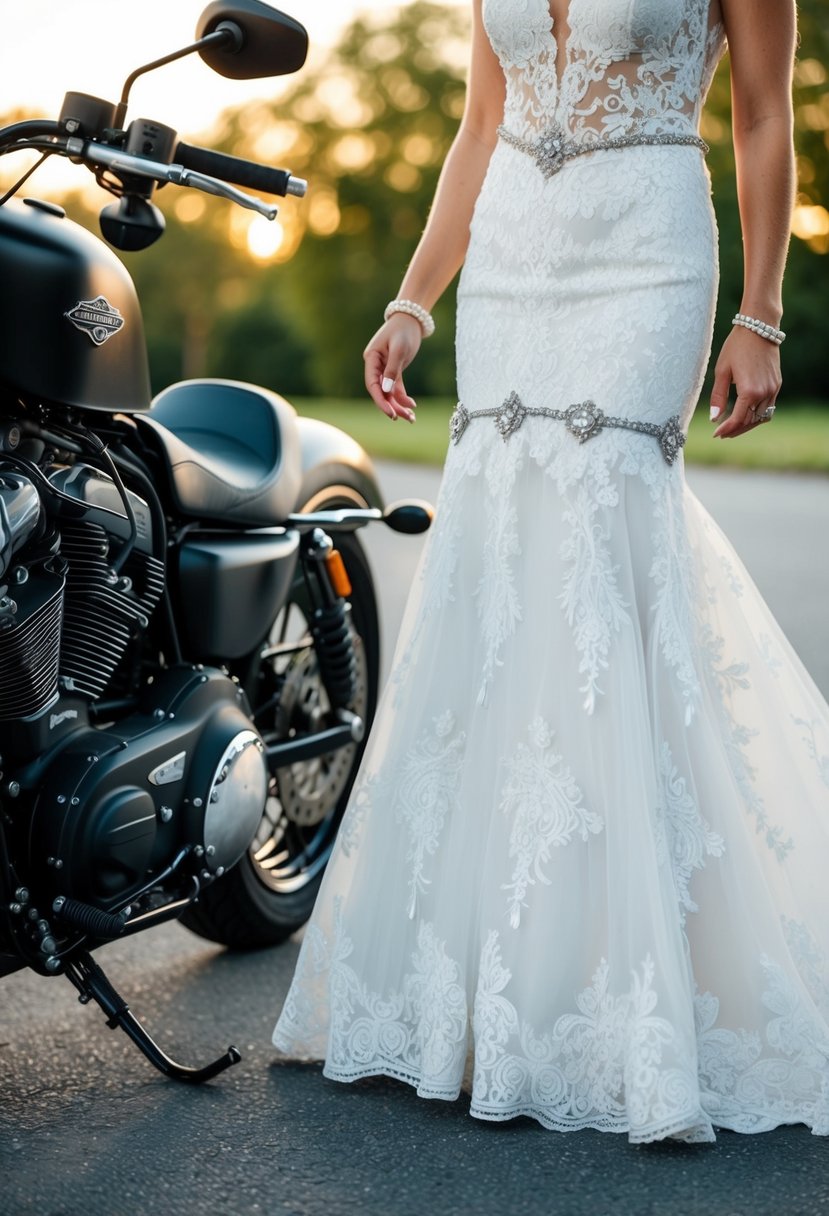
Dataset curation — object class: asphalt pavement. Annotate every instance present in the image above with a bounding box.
[0,460,828,1216]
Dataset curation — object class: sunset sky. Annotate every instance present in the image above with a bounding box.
[2,0,466,136]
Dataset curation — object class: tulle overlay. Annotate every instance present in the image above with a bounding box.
[274,0,829,1142]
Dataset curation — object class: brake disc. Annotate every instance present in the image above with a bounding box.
[275,632,368,828]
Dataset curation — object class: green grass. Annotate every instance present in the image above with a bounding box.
[292,398,829,474]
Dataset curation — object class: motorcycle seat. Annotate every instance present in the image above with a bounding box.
[137,379,302,526]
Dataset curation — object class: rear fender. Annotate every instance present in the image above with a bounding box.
[295,416,384,512]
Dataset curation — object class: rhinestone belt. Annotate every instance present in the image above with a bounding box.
[450,392,686,466]
[497,122,709,180]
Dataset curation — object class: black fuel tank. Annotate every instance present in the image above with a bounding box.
[0,198,151,412]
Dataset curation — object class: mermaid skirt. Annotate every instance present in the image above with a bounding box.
[273,144,829,1143]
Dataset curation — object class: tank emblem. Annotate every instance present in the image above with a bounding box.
[65,295,125,346]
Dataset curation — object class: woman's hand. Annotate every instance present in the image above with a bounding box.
[363,314,421,423]
[709,326,782,438]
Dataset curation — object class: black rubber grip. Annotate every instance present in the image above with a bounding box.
[0,118,62,150]
[174,141,291,197]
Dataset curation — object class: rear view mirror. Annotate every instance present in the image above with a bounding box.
[196,0,308,79]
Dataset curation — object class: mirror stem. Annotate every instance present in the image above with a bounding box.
[113,24,243,130]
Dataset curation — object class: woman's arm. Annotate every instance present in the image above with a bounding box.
[709,0,797,438]
[363,0,506,419]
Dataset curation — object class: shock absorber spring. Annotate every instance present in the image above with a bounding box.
[311,599,357,709]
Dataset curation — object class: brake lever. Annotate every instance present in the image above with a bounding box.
[74,139,281,219]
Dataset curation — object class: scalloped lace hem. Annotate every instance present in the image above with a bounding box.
[312,1059,829,1143]
[321,1059,718,1142]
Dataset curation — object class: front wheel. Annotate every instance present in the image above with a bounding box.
[180,530,380,948]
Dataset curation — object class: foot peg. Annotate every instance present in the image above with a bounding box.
[65,952,241,1083]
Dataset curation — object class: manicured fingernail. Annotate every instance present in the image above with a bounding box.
[405,410,415,423]
[709,405,721,421]
[382,377,394,393]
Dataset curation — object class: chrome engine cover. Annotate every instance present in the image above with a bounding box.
[200,730,268,872]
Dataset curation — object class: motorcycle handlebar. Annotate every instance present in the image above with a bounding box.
[0,119,62,151]
[174,142,306,198]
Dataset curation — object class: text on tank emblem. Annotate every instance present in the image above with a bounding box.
[64,295,125,346]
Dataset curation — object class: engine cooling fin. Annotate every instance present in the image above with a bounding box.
[58,521,164,699]
[0,564,65,720]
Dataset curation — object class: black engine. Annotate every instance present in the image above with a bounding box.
[0,453,269,965]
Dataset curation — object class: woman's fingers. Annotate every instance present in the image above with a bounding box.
[713,388,765,438]
[709,362,731,423]
[364,347,397,419]
[710,330,781,439]
[363,318,421,423]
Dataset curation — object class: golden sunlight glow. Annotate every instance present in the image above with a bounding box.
[380,69,429,112]
[308,189,341,236]
[792,203,829,253]
[330,133,376,172]
[792,204,829,240]
[796,99,829,132]
[315,75,374,128]
[246,216,285,260]
[797,155,816,185]
[253,123,312,163]
[403,133,437,166]
[794,58,828,88]
[385,161,421,192]
[364,32,404,63]
[174,194,207,223]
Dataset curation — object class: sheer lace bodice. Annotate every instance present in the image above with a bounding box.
[485,0,725,142]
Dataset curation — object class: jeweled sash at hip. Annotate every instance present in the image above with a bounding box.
[497,123,709,180]
[449,392,686,466]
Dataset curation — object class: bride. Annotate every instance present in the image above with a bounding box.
[273,0,829,1142]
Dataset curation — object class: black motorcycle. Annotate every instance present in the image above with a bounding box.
[0,0,430,1082]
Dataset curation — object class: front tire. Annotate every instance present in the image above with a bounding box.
[180,529,379,948]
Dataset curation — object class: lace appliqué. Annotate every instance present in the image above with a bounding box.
[273,918,331,1057]
[792,716,829,789]
[336,769,384,860]
[500,717,603,927]
[696,956,829,1135]
[781,917,829,1019]
[472,934,709,1142]
[474,438,523,705]
[655,742,724,925]
[649,488,702,725]
[701,625,794,861]
[484,0,725,146]
[323,902,469,1095]
[560,474,631,713]
[392,711,466,919]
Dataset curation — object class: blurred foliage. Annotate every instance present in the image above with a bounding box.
[204,1,470,397]
[703,0,829,398]
[2,1,827,402]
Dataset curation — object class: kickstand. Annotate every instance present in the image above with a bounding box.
[64,952,241,1084]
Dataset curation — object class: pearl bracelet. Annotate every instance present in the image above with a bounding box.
[732,313,786,345]
[384,298,435,338]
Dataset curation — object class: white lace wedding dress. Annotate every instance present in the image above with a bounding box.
[273,0,829,1143]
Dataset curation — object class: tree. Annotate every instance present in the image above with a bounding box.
[211,1,470,397]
